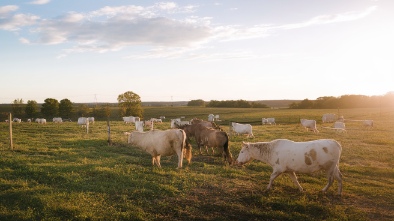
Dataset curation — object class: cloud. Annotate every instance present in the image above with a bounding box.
[29,0,51,5]
[278,6,377,30]
[0,3,378,58]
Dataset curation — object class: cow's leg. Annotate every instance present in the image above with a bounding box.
[155,155,161,168]
[287,172,303,192]
[267,170,282,190]
[176,149,184,169]
[322,165,337,192]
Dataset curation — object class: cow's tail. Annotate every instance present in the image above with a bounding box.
[180,129,192,164]
[223,132,233,165]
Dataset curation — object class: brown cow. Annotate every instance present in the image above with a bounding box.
[176,122,233,164]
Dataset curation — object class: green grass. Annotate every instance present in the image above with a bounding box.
[1,107,393,220]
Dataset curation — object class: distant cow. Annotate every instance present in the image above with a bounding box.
[231,122,254,138]
[300,119,319,133]
[126,129,191,168]
[123,116,137,124]
[88,117,95,124]
[53,117,63,123]
[322,113,336,123]
[208,114,215,122]
[36,118,46,124]
[262,118,276,125]
[333,121,346,133]
[13,118,21,123]
[363,120,374,127]
[236,139,343,195]
[77,117,89,127]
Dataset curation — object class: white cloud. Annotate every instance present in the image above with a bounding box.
[0,5,18,16]
[278,6,377,30]
[0,3,378,58]
[29,0,51,5]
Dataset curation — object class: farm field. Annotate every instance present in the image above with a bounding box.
[1,107,393,220]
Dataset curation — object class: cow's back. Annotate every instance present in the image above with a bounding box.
[272,139,341,173]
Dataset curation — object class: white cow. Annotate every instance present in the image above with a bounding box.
[333,121,346,133]
[123,116,136,124]
[236,139,343,195]
[208,114,215,122]
[231,122,254,138]
[53,117,63,123]
[13,118,22,123]
[300,119,319,133]
[150,118,162,123]
[36,118,46,124]
[135,121,144,132]
[126,129,190,168]
[322,113,337,123]
[170,118,181,128]
[363,120,374,127]
[77,117,89,127]
[262,118,276,125]
[88,117,95,124]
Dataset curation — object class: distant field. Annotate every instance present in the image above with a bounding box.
[1,107,393,220]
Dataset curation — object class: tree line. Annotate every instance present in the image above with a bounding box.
[2,91,143,121]
[187,99,269,108]
[289,93,394,109]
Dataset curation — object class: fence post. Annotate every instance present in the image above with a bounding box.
[107,119,112,146]
[9,113,13,150]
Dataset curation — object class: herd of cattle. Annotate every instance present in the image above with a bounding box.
[5,112,374,195]
[119,113,366,195]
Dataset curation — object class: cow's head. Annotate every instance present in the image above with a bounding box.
[235,142,253,165]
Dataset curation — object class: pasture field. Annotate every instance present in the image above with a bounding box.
[1,107,393,220]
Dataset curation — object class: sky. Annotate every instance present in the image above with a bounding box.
[1,0,393,104]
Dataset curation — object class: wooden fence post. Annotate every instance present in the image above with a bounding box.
[107,119,112,146]
[9,113,13,150]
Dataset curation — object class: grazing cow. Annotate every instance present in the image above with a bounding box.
[300,119,319,133]
[194,124,233,164]
[53,117,63,123]
[135,121,144,132]
[13,118,22,123]
[150,118,162,123]
[333,121,346,133]
[236,139,343,195]
[36,118,46,124]
[214,115,220,121]
[262,118,276,125]
[231,122,254,138]
[88,117,95,124]
[363,120,374,127]
[77,117,89,127]
[126,129,191,168]
[322,113,337,123]
[208,114,215,122]
[170,118,181,128]
[123,116,136,124]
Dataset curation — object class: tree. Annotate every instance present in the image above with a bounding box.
[59,99,73,118]
[117,91,143,117]
[41,98,59,118]
[188,99,205,107]
[77,104,90,117]
[25,100,38,119]
[12,98,24,118]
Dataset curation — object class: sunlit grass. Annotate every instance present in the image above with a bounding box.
[0,107,393,220]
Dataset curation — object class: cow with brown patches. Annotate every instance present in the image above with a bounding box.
[235,139,343,195]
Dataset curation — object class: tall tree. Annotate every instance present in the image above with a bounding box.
[77,104,90,117]
[117,91,143,117]
[25,100,38,119]
[12,98,24,118]
[59,99,73,118]
[41,98,59,118]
